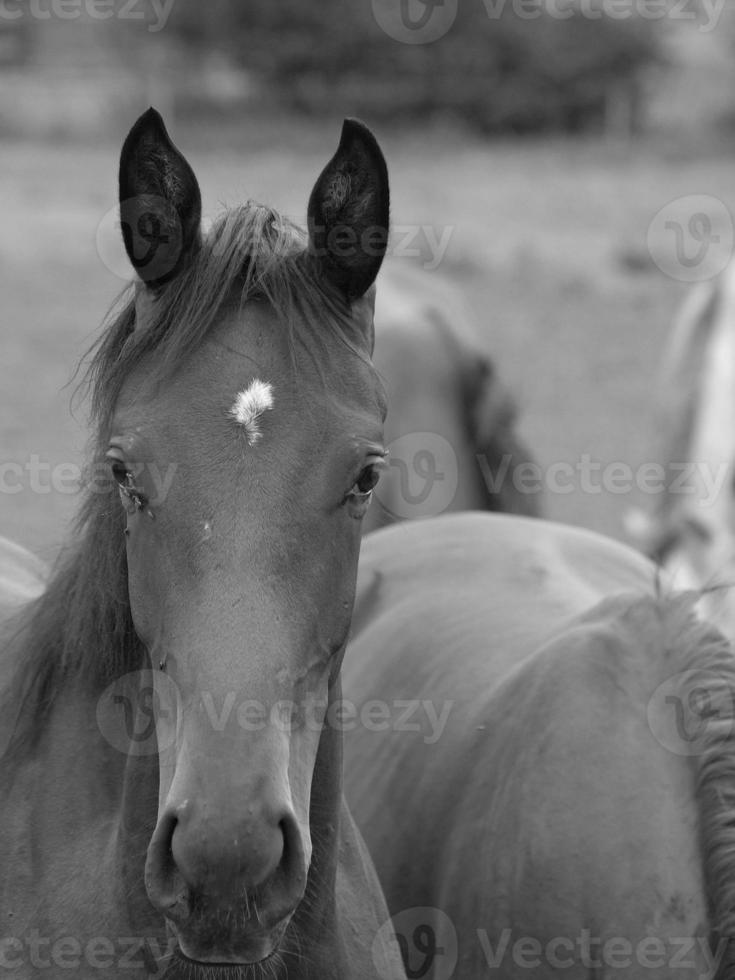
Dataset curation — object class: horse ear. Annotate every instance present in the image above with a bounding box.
[307,118,390,301]
[118,107,202,289]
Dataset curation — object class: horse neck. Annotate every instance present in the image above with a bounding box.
[305,675,346,899]
[286,675,350,973]
[2,658,128,799]
[0,662,151,936]
[115,737,167,931]
[307,676,405,980]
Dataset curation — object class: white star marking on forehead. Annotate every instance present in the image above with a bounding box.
[229,379,274,446]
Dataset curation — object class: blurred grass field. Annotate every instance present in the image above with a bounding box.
[2,116,730,563]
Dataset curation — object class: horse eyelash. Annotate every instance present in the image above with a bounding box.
[119,475,148,512]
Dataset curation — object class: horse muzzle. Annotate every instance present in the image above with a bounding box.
[170,914,290,966]
[144,793,308,964]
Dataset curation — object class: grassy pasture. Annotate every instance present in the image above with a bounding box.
[1,117,729,562]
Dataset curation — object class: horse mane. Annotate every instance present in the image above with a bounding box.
[570,587,735,972]
[2,201,360,761]
[640,591,735,976]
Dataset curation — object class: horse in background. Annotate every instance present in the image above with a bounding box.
[0,109,406,979]
[627,267,735,637]
[363,260,540,534]
[0,537,45,617]
[344,512,735,979]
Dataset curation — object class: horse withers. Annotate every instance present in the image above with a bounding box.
[344,513,735,979]
[0,110,405,979]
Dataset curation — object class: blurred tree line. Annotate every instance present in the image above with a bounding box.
[168,0,662,134]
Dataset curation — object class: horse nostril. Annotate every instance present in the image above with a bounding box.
[278,811,308,895]
[144,811,191,922]
[235,814,288,889]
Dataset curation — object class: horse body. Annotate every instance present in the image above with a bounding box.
[344,514,735,979]
[1,113,405,979]
[363,261,539,533]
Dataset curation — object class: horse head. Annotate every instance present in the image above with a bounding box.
[107,108,389,965]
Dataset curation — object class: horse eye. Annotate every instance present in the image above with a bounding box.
[106,454,148,512]
[352,464,381,497]
[109,460,129,487]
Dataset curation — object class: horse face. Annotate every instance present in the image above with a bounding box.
[109,110,389,964]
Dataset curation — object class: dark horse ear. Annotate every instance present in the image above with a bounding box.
[118,108,202,289]
[307,119,389,301]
